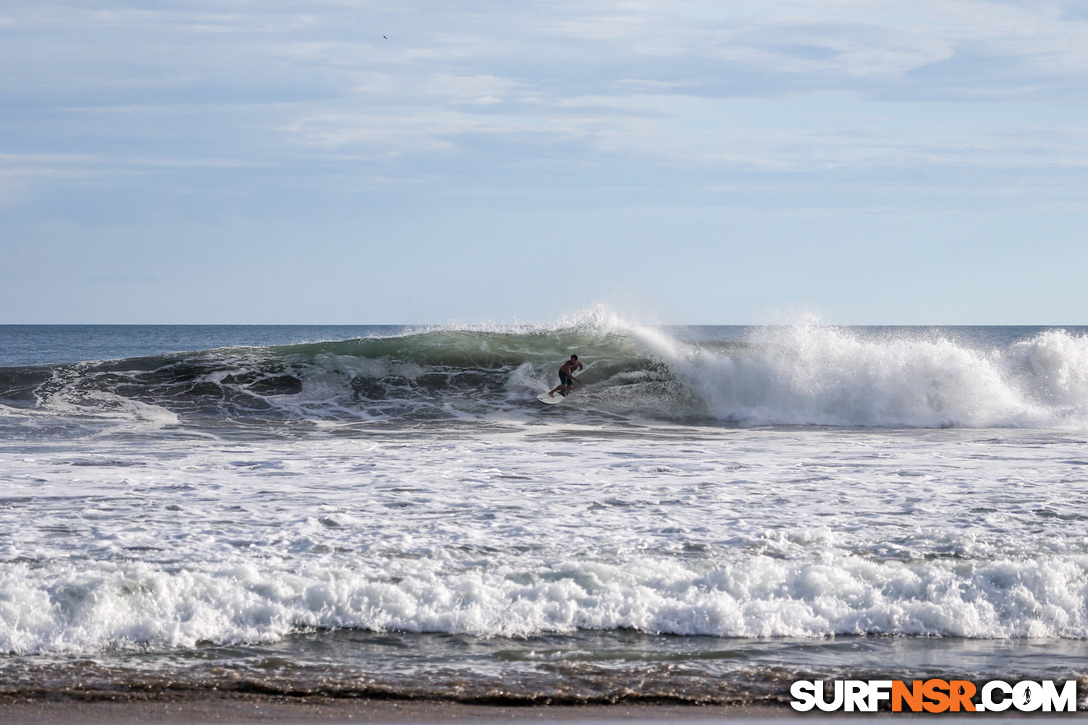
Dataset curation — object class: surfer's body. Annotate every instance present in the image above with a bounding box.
[548,355,583,397]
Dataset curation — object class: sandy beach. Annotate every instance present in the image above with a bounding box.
[0,696,807,724]
[3,695,1087,724]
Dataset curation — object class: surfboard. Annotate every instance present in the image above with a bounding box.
[538,363,588,404]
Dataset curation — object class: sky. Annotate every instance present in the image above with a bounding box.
[2,0,1087,324]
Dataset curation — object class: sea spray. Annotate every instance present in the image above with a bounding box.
[664,324,1045,427]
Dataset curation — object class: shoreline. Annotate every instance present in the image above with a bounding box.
[2,695,1085,724]
[0,695,799,724]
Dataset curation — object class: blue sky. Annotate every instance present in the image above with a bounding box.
[2,0,1087,324]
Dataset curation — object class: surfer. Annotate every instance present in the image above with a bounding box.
[548,355,584,397]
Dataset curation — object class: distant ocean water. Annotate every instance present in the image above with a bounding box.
[2,314,1088,705]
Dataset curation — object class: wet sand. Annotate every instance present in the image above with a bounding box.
[0,696,802,724]
[2,695,1085,724]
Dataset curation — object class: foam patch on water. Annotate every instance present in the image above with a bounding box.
[3,553,1087,654]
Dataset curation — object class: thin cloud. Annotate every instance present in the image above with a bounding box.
[2,0,1087,208]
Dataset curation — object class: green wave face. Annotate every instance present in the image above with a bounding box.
[0,327,688,425]
[267,327,644,366]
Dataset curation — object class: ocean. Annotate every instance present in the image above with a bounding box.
[1,315,1087,706]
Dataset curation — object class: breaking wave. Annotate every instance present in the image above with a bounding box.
[3,553,1087,655]
[1,314,1087,429]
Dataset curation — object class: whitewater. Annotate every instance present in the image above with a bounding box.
[1,316,1087,704]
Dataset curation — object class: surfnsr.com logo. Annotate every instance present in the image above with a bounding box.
[790,679,1078,713]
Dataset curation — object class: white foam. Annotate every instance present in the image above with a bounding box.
[1009,329,1088,409]
[638,322,1088,428]
[30,388,180,431]
[3,392,1088,657]
[3,553,1086,654]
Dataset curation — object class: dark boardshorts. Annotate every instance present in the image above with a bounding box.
[559,370,574,386]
